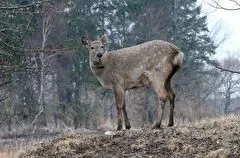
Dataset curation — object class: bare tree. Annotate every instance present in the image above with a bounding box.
[219,57,240,114]
[30,11,70,133]
[31,13,52,133]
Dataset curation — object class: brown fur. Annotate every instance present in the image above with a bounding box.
[82,34,183,130]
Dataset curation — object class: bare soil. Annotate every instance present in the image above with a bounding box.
[20,115,240,158]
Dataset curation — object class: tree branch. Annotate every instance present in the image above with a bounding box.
[213,63,240,74]
[203,57,240,74]
[0,80,11,87]
[15,12,36,45]
[229,0,240,7]
[0,1,44,10]
[0,96,8,102]
[209,0,240,10]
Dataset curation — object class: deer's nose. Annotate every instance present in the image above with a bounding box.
[97,53,103,58]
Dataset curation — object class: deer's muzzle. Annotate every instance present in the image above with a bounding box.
[97,53,103,58]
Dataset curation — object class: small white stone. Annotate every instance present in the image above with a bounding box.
[104,131,115,136]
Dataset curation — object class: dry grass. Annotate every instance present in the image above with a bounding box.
[0,149,21,158]
[0,143,32,158]
[18,114,240,158]
[0,138,48,158]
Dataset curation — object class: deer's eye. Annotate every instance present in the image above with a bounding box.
[91,46,94,49]
[101,46,104,48]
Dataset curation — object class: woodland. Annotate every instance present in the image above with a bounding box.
[0,0,240,134]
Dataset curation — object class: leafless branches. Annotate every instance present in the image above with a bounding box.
[0,0,62,15]
[203,57,240,74]
[211,62,240,74]
[0,1,54,11]
[208,0,240,10]
[0,80,11,87]
[0,1,42,10]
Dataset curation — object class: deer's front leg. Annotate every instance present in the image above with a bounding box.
[113,86,130,130]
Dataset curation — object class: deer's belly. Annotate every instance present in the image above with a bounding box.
[124,71,152,90]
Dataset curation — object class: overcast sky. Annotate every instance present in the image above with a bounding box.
[198,0,240,59]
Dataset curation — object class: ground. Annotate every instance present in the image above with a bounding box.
[19,115,240,158]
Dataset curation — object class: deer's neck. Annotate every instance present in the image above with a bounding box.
[90,55,108,77]
[90,62,105,75]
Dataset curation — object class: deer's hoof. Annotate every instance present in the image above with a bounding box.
[117,126,122,131]
[125,124,131,130]
[151,124,161,130]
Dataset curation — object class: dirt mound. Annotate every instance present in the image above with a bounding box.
[20,115,240,158]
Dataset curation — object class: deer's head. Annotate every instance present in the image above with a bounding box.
[82,34,108,65]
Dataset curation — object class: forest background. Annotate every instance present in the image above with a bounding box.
[0,0,240,134]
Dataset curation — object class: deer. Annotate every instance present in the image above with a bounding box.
[81,33,183,130]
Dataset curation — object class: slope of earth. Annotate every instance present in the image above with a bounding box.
[20,115,240,158]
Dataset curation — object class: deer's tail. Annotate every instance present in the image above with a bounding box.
[173,50,184,68]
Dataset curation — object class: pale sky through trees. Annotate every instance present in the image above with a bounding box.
[199,0,240,59]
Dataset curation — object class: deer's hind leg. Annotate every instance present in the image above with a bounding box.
[151,77,168,129]
[166,67,178,127]
[166,84,175,127]
[123,107,131,129]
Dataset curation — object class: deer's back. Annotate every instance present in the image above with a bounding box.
[98,40,180,89]
[107,40,179,71]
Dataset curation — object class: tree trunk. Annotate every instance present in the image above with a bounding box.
[7,118,12,132]
[224,94,231,115]
[32,14,52,133]
[32,60,45,133]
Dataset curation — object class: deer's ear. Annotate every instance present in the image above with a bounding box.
[81,37,89,46]
[100,33,108,45]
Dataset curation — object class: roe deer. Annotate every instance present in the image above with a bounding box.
[82,34,183,130]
